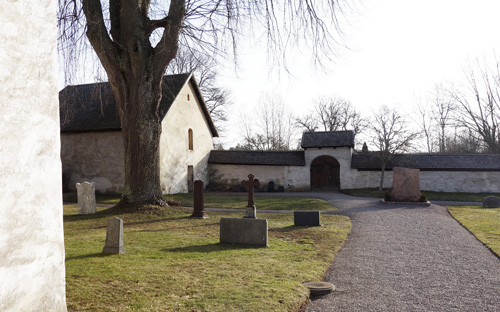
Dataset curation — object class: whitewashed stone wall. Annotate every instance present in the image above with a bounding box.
[0,0,67,310]
[210,147,499,193]
[61,131,124,193]
[209,164,311,191]
[160,82,214,194]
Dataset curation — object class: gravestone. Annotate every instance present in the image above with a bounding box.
[220,218,268,247]
[76,181,96,214]
[294,211,321,226]
[483,196,500,208]
[241,174,260,218]
[391,167,421,202]
[102,217,125,254]
[191,180,208,218]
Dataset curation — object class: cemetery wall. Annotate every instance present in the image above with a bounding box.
[209,164,311,191]
[0,0,67,310]
[346,170,500,193]
[61,131,125,194]
[160,82,214,194]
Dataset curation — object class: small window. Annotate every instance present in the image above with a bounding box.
[187,94,190,101]
[188,128,193,150]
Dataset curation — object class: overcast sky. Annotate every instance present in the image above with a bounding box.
[216,0,500,148]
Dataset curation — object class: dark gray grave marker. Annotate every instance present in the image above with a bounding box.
[294,211,321,226]
[220,218,268,247]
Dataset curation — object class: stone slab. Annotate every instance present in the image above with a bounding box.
[294,211,321,226]
[483,196,500,208]
[391,167,421,202]
[220,218,268,247]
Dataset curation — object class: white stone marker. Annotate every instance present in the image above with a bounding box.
[102,217,125,254]
[76,181,96,214]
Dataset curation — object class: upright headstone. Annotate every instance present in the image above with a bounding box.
[102,217,125,254]
[76,181,97,214]
[483,196,500,208]
[391,167,421,202]
[241,174,260,218]
[191,180,208,218]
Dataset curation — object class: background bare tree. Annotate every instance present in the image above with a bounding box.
[431,83,456,153]
[450,57,500,153]
[296,96,367,145]
[166,48,230,131]
[57,0,356,209]
[414,95,436,153]
[369,105,419,190]
[239,94,296,151]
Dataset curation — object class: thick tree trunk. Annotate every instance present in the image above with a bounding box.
[116,75,167,208]
[378,162,386,191]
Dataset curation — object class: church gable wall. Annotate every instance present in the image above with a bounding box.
[160,82,214,194]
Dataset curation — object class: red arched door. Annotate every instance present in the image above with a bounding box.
[310,156,340,191]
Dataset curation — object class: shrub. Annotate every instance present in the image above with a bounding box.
[419,193,428,202]
[384,190,391,202]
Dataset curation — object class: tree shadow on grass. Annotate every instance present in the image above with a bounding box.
[66,252,116,261]
[163,243,265,253]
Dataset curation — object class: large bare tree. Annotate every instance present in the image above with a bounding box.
[450,58,500,153]
[369,105,419,190]
[296,96,367,142]
[58,1,355,209]
[240,94,296,151]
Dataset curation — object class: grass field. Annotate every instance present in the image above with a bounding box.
[64,193,336,211]
[64,204,350,311]
[342,188,499,202]
[447,206,500,257]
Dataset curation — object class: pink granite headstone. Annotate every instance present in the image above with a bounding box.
[391,167,421,202]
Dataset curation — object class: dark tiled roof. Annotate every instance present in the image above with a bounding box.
[301,131,354,148]
[59,73,218,137]
[208,150,306,166]
[351,153,500,171]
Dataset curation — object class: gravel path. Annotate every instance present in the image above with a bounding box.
[305,193,500,312]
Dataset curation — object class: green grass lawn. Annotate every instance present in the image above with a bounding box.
[166,193,335,211]
[447,206,500,257]
[342,188,499,202]
[65,193,336,211]
[64,204,350,311]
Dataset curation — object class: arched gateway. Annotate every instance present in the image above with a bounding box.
[310,155,341,191]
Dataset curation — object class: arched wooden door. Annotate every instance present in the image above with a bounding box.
[310,156,340,191]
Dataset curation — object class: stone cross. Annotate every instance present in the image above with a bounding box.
[191,180,208,218]
[102,217,125,254]
[76,181,96,214]
[241,174,260,218]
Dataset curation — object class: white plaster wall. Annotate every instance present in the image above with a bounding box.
[0,0,67,310]
[160,81,214,194]
[345,169,500,193]
[420,171,500,193]
[61,131,124,194]
[209,164,310,191]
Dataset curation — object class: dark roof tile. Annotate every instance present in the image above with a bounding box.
[301,131,354,148]
[209,150,305,166]
[59,73,218,137]
[352,153,500,170]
